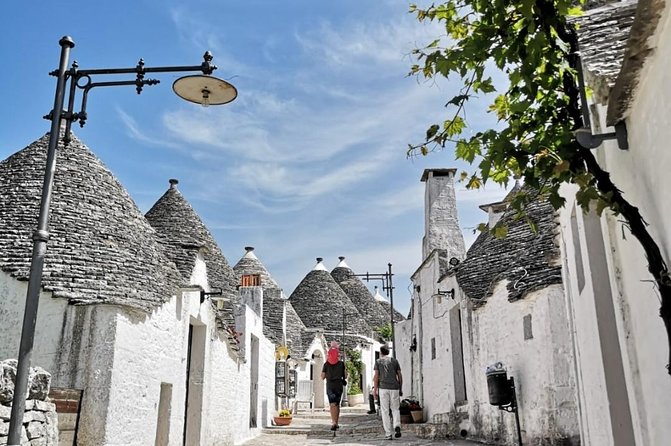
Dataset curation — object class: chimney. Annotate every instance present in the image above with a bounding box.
[478,179,519,227]
[420,168,466,261]
[479,202,507,228]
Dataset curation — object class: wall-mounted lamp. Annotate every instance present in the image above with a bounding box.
[435,288,455,303]
[575,122,628,150]
[410,335,417,352]
[200,288,230,307]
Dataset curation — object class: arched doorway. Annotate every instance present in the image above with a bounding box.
[312,351,325,408]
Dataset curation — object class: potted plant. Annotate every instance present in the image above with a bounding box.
[345,349,364,405]
[401,398,423,423]
[273,408,293,426]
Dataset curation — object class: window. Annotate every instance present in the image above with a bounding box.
[241,274,261,287]
[523,314,533,340]
[431,337,436,360]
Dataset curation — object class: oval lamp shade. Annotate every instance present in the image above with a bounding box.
[172,75,237,106]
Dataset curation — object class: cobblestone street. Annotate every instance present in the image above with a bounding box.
[240,407,483,446]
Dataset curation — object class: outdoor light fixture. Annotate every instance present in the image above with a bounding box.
[172,72,237,107]
[7,36,237,446]
[436,288,456,302]
[200,288,227,304]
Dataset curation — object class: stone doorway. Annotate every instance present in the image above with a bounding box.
[312,351,325,408]
[183,320,206,446]
[249,335,259,428]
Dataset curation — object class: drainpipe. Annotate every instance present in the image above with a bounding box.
[417,288,424,405]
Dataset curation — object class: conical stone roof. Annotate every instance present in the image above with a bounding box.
[373,287,405,322]
[145,179,237,324]
[331,257,389,329]
[289,258,372,336]
[0,133,182,310]
[262,296,309,357]
[379,301,406,323]
[232,246,310,356]
[455,185,562,302]
[232,246,282,299]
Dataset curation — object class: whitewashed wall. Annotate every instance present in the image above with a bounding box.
[303,337,326,408]
[408,250,445,405]
[0,256,278,445]
[416,273,464,420]
[394,319,413,398]
[0,273,118,444]
[559,4,671,444]
[603,4,671,443]
[90,267,277,445]
[463,283,578,445]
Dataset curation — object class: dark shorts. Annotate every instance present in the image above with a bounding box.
[326,387,343,405]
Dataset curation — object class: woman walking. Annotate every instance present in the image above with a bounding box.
[321,341,347,431]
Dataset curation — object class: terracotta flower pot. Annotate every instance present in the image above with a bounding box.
[411,409,424,423]
[273,416,292,426]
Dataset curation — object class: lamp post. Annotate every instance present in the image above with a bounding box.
[354,263,396,358]
[340,310,359,408]
[7,36,237,445]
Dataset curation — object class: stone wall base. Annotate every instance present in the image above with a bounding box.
[0,400,59,446]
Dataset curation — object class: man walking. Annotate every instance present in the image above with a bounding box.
[373,345,402,440]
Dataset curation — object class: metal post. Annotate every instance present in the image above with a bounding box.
[341,311,349,407]
[510,377,523,446]
[7,36,74,446]
[387,263,396,359]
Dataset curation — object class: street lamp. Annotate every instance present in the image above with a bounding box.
[7,36,237,445]
[340,310,359,408]
[354,263,396,358]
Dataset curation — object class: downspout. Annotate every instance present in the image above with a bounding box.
[417,288,424,405]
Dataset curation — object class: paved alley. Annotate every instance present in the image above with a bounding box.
[239,407,484,446]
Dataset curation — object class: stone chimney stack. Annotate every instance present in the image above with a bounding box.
[421,168,466,261]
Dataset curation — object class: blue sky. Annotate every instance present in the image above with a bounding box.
[0,0,508,316]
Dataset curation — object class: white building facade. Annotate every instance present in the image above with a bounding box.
[558,1,671,444]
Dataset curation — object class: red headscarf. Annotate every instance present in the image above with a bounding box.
[327,341,340,365]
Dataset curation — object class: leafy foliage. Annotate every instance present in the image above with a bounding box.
[375,323,393,341]
[407,0,671,374]
[408,0,592,217]
[345,348,363,394]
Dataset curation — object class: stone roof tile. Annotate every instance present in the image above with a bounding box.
[455,187,562,302]
[331,259,390,330]
[289,266,372,336]
[0,133,182,310]
[575,0,638,103]
[232,246,281,298]
[145,180,238,326]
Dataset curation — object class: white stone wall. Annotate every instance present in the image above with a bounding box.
[394,319,413,398]
[417,273,465,420]
[0,258,278,445]
[606,6,671,443]
[403,248,579,444]
[103,267,276,445]
[300,337,327,409]
[557,4,671,444]
[462,283,578,444]
[0,273,118,444]
[408,250,445,404]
